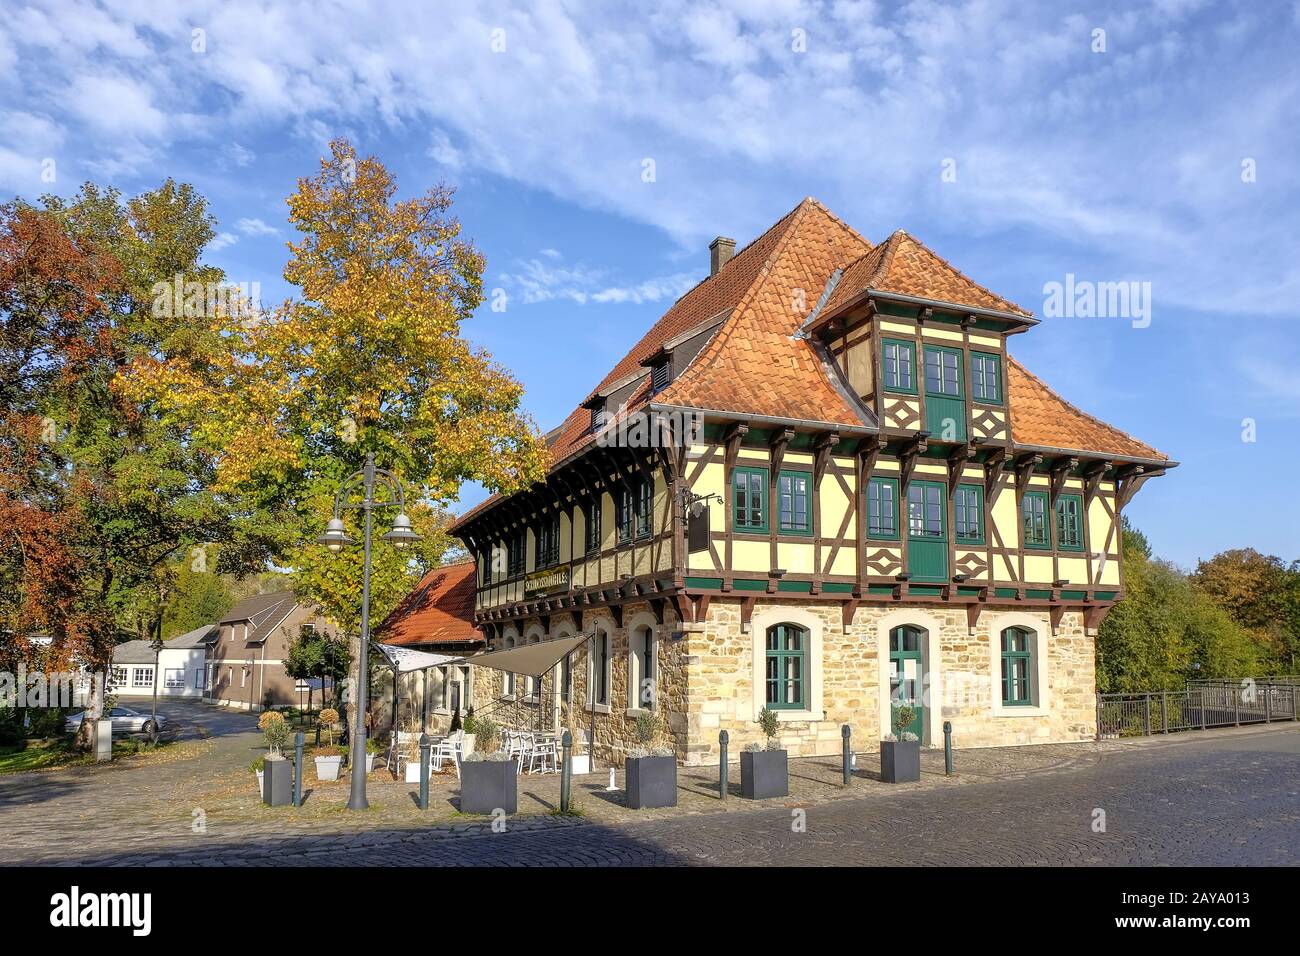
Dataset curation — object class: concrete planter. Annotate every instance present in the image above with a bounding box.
[880,739,921,783]
[625,755,677,809]
[458,759,518,814]
[740,749,789,799]
[262,754,293,806]
[364,753,377,774]
[314,755,344,782]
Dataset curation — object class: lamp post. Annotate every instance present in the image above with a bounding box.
[316,452,421,811]
[149,624,165,743]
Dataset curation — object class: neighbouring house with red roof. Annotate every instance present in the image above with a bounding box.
[418,198,1172,765]
[371,561,486,734]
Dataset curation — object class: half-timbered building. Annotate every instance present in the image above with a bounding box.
[446,198,1174,765]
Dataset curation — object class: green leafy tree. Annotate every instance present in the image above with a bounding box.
[1098,524,1261,691]
[1,184,283,744]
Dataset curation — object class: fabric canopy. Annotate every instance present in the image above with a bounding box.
[374,642,462,674]
[448,633,590,678]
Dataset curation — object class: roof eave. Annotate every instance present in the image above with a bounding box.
[1011,442,1177,469]
[813,287,1038,332]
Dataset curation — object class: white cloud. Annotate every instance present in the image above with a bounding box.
[235,217,278,236]
[1,0,1298,321]
[499,255,695,306]
[208,231,239,252]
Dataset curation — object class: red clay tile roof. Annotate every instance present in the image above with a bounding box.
[376,561,482,646]
[821,230,1031,319]
[453,200,1169,534]
[1007,357,1167,461]
[655,198,874,423]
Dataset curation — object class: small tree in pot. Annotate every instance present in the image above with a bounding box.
[458,717,516,814]
[880,704,921,783]
[312,708,345,782]
[740,706,789,799]
[624,711,676,809]
[258,711,293,805]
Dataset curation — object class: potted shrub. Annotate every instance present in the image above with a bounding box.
[624,711,676,809]
[313,708,345,782]
[880,704,921,783]
[740,706,789,799]
[364,736,383,773]
[458,719,517,814]
[250,756,265,795]
[258,711,293,805]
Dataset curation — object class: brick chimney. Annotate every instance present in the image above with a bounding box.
[709,236,736,276]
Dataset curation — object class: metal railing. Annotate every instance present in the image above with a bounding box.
[1097,680,1299,739]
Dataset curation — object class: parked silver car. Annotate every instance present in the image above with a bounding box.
[64,706,166,736]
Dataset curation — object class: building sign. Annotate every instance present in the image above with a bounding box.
[524,566,570,597]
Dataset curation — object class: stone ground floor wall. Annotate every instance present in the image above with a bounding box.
[465,599,1097,767]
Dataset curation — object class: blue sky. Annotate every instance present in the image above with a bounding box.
[2,0,1298,568]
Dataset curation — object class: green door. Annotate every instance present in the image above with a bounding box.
[906,480,948,582]
[889,626,925,739]
[923,345,965,441]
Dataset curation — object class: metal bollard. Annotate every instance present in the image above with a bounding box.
[418,733,431,811]
[718,730,729,800]
[943,721,953,776]
[560,730,573,814]
[293,732,305,807]
[841,724,852,786]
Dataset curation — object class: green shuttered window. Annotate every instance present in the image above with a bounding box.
[867,477,898,539]
[1001,627,1033,705]
[765,623,806,709]
[733,467,767,533]
[778,470,811,534]
[882,339,916,393]
[1056,494,1083,551]
[1022,491,1050,549]
[970,351,1002,404]
[954,484,984,544]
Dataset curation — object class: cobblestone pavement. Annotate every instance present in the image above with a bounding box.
[2,703,1297,866]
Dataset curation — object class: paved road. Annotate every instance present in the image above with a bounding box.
[36,724,1300,867]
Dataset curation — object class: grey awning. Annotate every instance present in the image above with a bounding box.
[448,633,590,678]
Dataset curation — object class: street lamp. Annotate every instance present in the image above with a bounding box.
[316,452,421,810]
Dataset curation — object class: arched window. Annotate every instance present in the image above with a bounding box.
[628,625,656,710]
[765,624,807,709]
[1000,627,1034,705]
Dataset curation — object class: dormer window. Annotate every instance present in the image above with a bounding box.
[650,358,670,393]
[590,401,607,431]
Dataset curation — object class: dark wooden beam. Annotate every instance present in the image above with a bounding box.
[1048,457,1078,508]
[947,442,975,495]
[1014,452,1042,499]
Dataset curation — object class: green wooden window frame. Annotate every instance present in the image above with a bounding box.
[1055,494,1084,551]
[635,475,653,540]
[535,512,560,568]
[970,351,1002,404]
[907,482,944,538]
[584,495,602,555]
[954,484,984,544]
[866,477,899,540]
[765,623,807,709]
[616,485,634,544]
[1000,627,1033,705]
[1022,491,1050,550]
[733,466,768,533]
[777,470,812,535]
[882,338,917,394]
[507,529,527,577]
[923,345,963,397]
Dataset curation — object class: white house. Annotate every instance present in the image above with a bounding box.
[110,624,215,700]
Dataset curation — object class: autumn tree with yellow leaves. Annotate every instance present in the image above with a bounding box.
[129,140,545,632]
